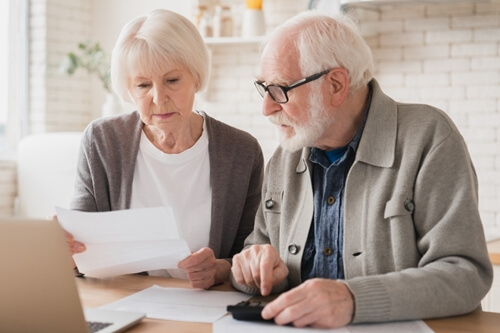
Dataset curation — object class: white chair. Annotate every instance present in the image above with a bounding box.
[16,132,82,218]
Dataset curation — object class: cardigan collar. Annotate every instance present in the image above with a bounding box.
[355,79,397,168]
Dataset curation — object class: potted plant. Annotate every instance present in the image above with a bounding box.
[60,41,122,117]
[60,41,111,93]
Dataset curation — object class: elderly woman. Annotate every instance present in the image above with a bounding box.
[65,9,264,289]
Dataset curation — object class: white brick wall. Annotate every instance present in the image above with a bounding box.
[29,0,93,134]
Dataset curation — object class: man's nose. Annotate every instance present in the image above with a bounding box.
[261,93,281,117]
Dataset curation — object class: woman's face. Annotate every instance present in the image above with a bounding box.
[128,66,197,131]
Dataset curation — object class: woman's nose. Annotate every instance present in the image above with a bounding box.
[152,85,167,105]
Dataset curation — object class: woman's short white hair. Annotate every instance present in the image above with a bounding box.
[111,9,210,103]
[266,10,374,92]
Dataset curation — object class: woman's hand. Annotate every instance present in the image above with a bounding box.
[50,215,86,267]
[178,247,231,289]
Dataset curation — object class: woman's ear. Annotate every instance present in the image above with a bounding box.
[325,68,349,107]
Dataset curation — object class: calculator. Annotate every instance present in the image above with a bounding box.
[227,300,272,322]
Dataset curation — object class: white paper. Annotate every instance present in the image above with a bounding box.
[214,315,434,333]
[100,285,251,323]
[55,206,191,278]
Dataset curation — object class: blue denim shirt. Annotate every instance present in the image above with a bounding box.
[301,96,371,282]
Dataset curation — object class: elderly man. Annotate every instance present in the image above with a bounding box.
[230,10,493,329]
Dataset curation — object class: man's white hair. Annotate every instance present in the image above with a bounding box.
[264,10,374,93]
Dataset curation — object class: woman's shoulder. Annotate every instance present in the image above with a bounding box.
[81,112,142,156]
[84,111,141,139]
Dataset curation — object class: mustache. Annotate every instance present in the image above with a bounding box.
[268,113,296,127]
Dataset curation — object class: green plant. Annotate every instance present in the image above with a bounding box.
[60,41,111,93]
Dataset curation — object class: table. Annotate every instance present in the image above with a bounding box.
[76,274,500,333]
[485,238,500,312]
[488,238,500,265]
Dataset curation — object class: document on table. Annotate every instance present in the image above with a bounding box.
[214,315,434,333]
[55,206,191,278]
[100,285,251,323]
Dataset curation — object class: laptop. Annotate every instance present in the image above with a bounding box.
[0,217,145,333]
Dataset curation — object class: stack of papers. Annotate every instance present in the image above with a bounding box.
[213,315,435,332]
[56,206,191,278]
[100,285,251,323]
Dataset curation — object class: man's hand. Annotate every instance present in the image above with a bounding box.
[261,278,354,328]
[231,244,288,296]
[178,247,230,289]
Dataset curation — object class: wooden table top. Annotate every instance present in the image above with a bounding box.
[76,274,500,333]
[487,238,500,265]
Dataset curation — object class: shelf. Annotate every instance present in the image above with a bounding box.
[340,0,490,10]
[204,36,265,46]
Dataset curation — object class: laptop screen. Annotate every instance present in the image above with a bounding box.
[0,218,144,333]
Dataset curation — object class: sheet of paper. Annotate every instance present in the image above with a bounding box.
[55,206,191,278]
[214,315,434,333]
[100,285,251,323]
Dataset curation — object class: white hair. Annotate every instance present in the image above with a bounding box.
[265,10,374,92]
[110,9,210,103]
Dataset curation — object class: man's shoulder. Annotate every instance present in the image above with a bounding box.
[395,102,458,139]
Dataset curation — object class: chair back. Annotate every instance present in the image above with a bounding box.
[17,132,82,218]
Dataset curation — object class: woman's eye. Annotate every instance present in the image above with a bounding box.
[138,83,151,89]
[166,78,179,84]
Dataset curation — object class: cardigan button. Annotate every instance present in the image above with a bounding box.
[288,244,299,255]
[404,199,415,212]
[265,199,274,209]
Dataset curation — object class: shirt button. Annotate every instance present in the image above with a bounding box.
[404,199,415,212]
[265,199,274,209]
[323,247,333,256]
[327,196,335,205]
[288,244,299,255]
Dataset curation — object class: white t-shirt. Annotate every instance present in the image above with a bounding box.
[130,116,212,278]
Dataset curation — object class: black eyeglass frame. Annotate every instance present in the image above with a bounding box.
[254,69,331,104]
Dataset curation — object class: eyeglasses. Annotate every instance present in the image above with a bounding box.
[254,69,331,104]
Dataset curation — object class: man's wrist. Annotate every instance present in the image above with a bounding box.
[339,280,355,323]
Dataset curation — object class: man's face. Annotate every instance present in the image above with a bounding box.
[258,42,333,152]
[268,88,332,152]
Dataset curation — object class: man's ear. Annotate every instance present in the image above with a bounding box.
[325,68,349,107]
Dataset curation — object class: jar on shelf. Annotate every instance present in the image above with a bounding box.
[217,5,233,37]
[213,5,233,38]
[198,10,213,38]
[194,5,208,29]
[241,4,265,38]
[212,5,222,38]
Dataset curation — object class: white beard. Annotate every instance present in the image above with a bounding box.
[269,91,333,152]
